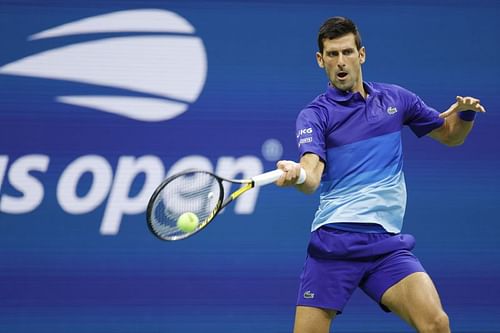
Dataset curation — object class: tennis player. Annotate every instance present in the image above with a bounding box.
[276,17,485,333]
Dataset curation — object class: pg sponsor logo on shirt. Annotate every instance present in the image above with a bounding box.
[297,127,313,147]
[297,127,313,138]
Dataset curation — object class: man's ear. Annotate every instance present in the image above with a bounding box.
[359,46,366,65]
[316,52,324,68]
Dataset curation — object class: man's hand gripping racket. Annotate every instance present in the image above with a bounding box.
[146,165,306,241]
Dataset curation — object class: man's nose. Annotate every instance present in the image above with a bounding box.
[337,54,346,68]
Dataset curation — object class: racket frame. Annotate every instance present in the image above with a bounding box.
[146,169,254,241]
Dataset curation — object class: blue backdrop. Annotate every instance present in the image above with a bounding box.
[1,1,499,332]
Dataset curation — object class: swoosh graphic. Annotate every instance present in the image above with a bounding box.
[57,96,188,122]
[0,36,207,102]
[29,9,195,40]
[0,9,207,122]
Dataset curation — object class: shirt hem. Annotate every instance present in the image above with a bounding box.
[311,220,401,234]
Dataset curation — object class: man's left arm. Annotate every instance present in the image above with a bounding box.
[428,96,486,146]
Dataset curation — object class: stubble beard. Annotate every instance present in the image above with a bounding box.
[331,77,355,92]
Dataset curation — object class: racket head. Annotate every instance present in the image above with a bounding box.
[146,170,224,241]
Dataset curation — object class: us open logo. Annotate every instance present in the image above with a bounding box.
[0,9,207,122]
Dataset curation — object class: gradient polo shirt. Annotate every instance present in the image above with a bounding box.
[296,82,444,233]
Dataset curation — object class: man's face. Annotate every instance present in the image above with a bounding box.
[316,33,366,92]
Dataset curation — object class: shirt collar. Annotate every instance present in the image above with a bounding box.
[325,81,380,102]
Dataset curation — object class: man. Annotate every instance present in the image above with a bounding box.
[276,17,485,333]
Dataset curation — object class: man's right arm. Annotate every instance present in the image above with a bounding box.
[275,153,325,194]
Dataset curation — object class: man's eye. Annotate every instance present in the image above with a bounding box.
[343,49,354,55]
[327,51,338,57]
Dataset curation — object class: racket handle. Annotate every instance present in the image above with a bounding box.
[252,168,307,187]
[297,168,307,184]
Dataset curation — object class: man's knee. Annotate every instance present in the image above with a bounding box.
[417,311,450,333]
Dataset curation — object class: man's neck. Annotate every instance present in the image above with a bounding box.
[338,82,367,99]
[352,79,367,99]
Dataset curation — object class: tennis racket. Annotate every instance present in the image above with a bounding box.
[146,168,306,241]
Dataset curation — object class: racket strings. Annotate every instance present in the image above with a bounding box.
[150,172,222,239]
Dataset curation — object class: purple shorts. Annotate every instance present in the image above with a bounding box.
[296,226,425,313]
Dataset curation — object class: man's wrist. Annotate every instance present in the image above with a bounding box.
[459,110,476,122]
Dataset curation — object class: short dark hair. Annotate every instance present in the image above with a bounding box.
[317,16,362,53]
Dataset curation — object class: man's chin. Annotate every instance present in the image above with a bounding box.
[332,81,354,92]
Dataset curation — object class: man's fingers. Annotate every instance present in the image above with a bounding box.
[276,160,301,186]
[446,96,486,116]
[276,160,287,170]
[457,96,485,110]
[463,97,473,105]
[285,164,300,181]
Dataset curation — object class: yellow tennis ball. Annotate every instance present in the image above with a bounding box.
[177,212,199,233]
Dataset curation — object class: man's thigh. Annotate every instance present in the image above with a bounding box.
[360,249,425,311]
[293,306,336,333]
[380,272,448,329]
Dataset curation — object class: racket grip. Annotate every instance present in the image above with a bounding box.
[297,167,307,185]
[252,168,307,186]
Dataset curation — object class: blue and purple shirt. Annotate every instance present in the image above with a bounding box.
[296,82,444,233]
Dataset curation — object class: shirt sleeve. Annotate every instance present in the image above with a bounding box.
[403,92,444,138]
[296,107,327,162]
